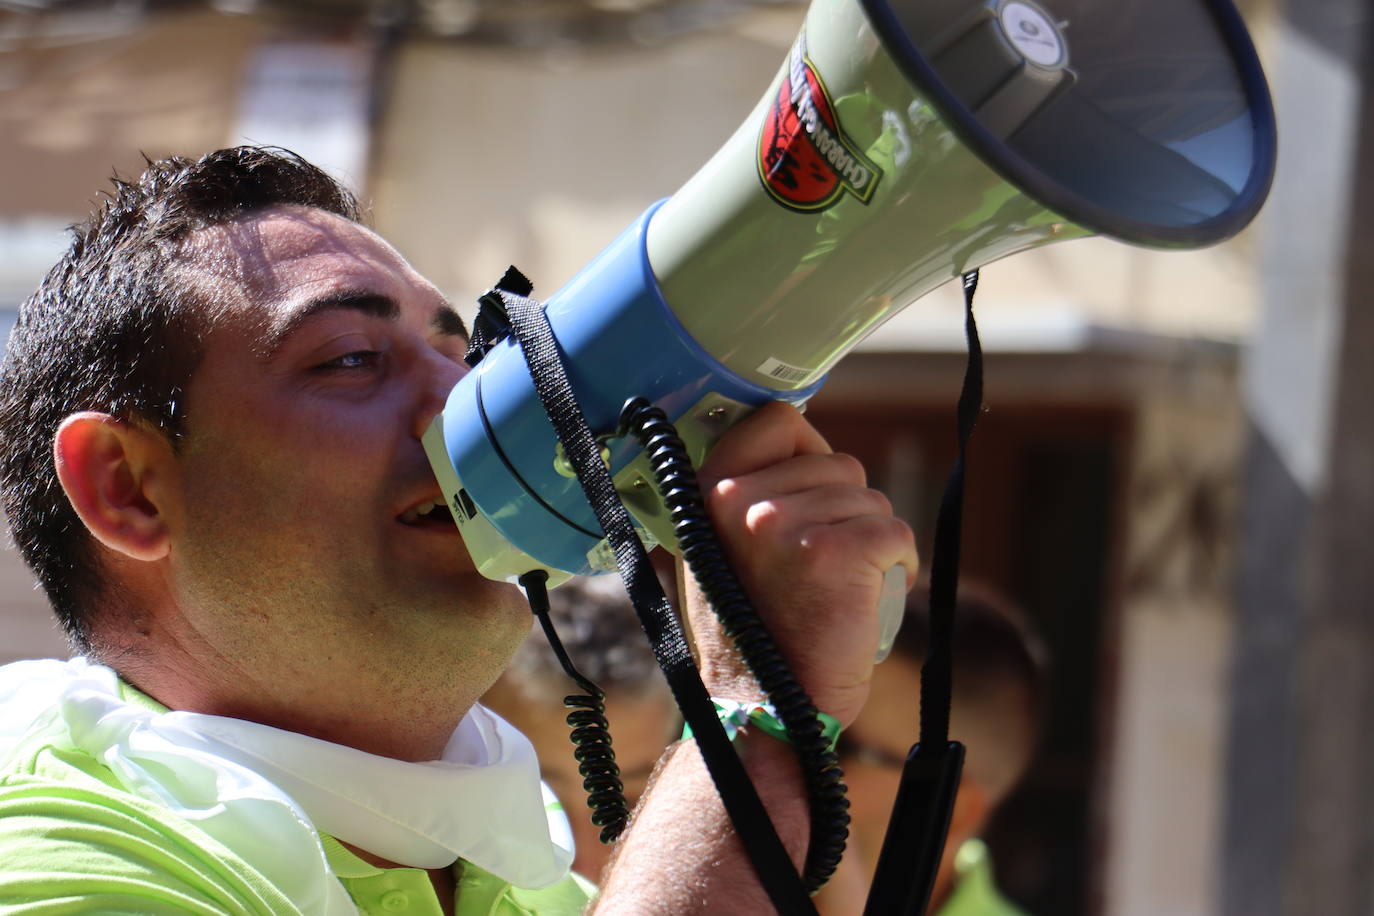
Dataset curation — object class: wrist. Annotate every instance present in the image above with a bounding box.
[683,697,844,754]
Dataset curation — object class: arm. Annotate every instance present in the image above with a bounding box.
[594,401,917,914]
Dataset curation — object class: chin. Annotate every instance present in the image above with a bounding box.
[430,576,529,624]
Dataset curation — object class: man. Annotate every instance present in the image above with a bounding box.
[481,574,680,883]
[815,582,1047,915]
[0,147,915,914]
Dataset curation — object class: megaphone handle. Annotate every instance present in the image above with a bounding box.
[863,741,966,915]
[874,564,910,663]
[494,287,820,914]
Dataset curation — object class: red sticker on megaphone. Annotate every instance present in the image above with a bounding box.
[759,32,882,213]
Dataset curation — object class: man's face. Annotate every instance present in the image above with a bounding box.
[841,649,923,870]
[163,206,528,700]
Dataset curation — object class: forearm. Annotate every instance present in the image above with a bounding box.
[592,734,809,914]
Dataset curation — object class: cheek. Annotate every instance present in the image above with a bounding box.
[176,425,374,562]
[845,763,902,822]
[172,372,417,584]
[186,392,392,492]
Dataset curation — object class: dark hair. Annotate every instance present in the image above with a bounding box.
[0,147,360,652]
[893,580,1050,738]
[505,575,663,698]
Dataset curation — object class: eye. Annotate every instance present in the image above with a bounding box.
[315,350,382,372]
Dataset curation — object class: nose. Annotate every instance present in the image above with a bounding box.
[411,349,470,441]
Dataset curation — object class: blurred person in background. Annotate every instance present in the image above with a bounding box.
[816,581,1048,916]
[482,574,681,884]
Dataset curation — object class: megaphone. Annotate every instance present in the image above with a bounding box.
[423,0,1275,583]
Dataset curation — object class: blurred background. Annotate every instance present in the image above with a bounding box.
[0,0,1368,913]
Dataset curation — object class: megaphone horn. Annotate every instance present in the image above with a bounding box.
[423,0,1276,582]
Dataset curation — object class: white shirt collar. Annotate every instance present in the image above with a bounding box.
[0,658,573,913]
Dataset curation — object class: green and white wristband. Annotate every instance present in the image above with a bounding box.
[682,697,843,754]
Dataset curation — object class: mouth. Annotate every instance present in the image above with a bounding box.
[398,497,457,529]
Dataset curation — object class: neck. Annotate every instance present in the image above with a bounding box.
[148,674,468,760]
[109,614,476,761]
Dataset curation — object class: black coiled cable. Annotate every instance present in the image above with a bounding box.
[617,398,851,891]
[565,697,628,843]
[520,570,631,845]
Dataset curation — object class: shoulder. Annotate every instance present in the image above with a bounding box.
[941,839,1032,916]
[0,660,318,913]
[0,773,301,915]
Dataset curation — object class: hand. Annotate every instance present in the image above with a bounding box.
[687,401,917,727]
[597,404,908,911]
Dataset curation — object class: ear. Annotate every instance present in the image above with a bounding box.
[949,776,993,844]
[54,412,177,562]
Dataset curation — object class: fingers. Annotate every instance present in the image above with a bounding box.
[711,453,867,505]
[699,407,910,582]
[707,454,917,598]
[798,515,919,588]
[742,486,894,536]
[699,401,831,484]
[685,399,921,725]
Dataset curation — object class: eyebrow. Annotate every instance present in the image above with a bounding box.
[431,306,468,338]
[264,290,468,356]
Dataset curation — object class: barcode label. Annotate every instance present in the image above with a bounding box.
[757,357,815,384]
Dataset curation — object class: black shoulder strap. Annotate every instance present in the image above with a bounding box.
[863,269,982,916]
[923,269,982,749]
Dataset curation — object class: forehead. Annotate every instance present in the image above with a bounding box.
[181,205,431,326]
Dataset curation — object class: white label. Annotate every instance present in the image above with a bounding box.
[1000,1,1067,69]
[757,356,817,385]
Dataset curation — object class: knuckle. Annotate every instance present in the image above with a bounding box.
[796,525,844,564]
[744,499,784,536]
[891,520,918,554]
[829,452,867,486]
[864,487,894,517]
[707,477,742,509]
[878,513,915,544]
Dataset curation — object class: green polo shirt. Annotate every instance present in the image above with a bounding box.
[939,839,1029,916]
[0,681,592,915]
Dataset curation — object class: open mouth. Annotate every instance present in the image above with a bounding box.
[398,498,455,528]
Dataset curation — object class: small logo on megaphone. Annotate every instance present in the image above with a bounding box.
[758,31,883,213]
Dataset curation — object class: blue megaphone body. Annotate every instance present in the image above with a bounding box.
[422,0,1276,583]
[423,202,823,582]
